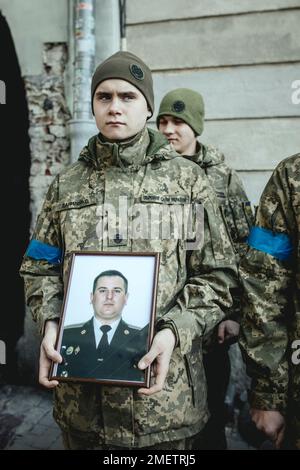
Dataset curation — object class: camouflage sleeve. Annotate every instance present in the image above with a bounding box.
[227,169,254,255]
[239,163,295,413]
[20,176,64,336]
[159,171,238,356]
[226,170,254,322]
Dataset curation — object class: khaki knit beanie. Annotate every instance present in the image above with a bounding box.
[91,51,154,117]
[156,88,205,136]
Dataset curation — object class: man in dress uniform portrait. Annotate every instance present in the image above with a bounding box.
[57,269,148,382]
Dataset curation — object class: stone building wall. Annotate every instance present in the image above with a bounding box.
[25,43,71,230]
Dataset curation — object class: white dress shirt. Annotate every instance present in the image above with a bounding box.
[93,316,121,348]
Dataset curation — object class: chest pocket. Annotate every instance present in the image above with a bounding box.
[52,197,99,253]
[138,193,192,260]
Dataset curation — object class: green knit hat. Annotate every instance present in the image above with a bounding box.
[156,88,205,136]
[91,51,154,117]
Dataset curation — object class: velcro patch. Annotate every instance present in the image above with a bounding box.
[141,194,190,204]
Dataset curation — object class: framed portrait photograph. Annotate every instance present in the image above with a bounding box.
[50,252,160,387]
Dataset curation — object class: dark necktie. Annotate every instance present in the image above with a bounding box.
[97,325,111,357]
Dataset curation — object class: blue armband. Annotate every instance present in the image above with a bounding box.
[247,226,293,261]
[26,239,62,264]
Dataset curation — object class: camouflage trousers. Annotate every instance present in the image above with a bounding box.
[62,430,205,450]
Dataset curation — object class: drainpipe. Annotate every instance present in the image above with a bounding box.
[119,0,127,51]
[96,0,121,63]
[68,0,122,162]
[68,0,97,163]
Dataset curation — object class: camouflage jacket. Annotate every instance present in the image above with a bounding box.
[185,143,253,325]
[185,143,253,258]
[20,127,237,448]
[239,154,300,449]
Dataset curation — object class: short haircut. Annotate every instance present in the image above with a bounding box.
[93,270,128,293]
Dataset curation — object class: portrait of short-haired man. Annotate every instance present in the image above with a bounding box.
[57,270,148,383]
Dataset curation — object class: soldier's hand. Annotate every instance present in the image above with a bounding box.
[250,409,286,449]
[39,320,62,389]
[137,329,176,396]
[218,319,239,344]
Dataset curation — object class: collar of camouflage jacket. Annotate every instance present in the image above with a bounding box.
[78,127,178,171]
[184,142,225,169]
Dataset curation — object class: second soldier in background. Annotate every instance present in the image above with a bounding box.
[157,88,253,449]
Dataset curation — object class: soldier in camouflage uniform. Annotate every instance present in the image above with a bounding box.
[157,88,253,449]
[157,89,253,258]
[239,153,300,450]
[20,52,237,449]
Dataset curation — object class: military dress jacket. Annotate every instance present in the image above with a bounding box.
[20,127,237,448]
[57,318,147,382]
[239,153,300,449]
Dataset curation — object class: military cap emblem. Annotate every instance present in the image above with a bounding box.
[124,329,129,335]
[172,100,185,113]
[129,63,144,81]
[66,346,74,355]
[114,233,123,244]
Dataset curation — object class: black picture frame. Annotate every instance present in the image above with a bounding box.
[49,251,160,387]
